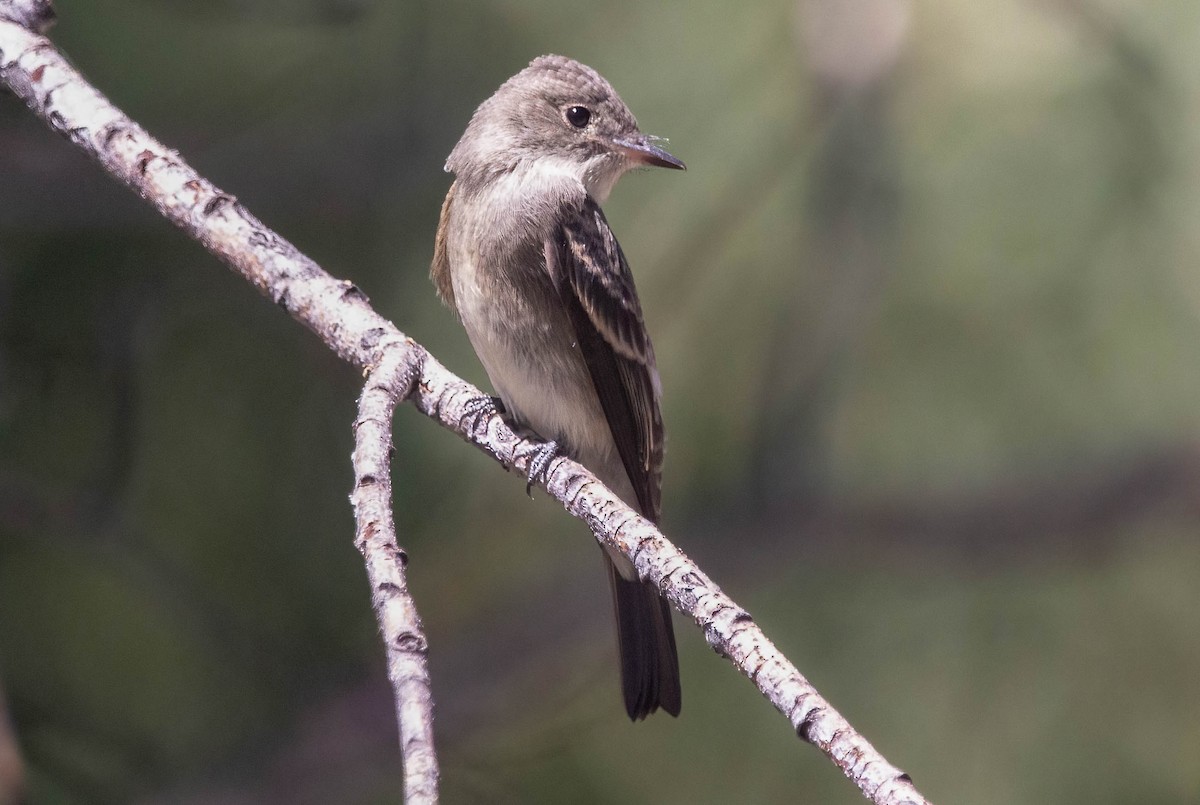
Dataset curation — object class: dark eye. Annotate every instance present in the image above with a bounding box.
[565,105,591,128]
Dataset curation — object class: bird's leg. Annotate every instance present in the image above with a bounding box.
[459,394,506,435]
[523,439,561,497]
[460,395,559,495]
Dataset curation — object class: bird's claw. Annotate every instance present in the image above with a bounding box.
[524,439,561,498]
[460,394,505,434]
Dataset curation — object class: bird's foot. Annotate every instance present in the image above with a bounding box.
[459,394,505,435]
[523,439,561,498]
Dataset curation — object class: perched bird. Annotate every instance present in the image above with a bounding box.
[431,54,685,719]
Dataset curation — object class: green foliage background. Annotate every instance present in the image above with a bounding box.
[3,1,1199,802]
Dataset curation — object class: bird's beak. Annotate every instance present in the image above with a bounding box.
[612,135,686,170]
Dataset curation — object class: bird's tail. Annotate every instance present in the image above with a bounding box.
[606,556,681,720]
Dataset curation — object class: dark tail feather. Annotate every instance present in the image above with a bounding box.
[607,557,681,720]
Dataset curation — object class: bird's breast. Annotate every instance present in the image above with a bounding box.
[446,185,615,462]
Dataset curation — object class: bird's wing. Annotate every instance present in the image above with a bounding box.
[430,180,458,313]
[546,196,664,521]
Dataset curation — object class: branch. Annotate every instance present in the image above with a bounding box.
[351,349,439,803]
[0,0,50,32]
[0,6,930,804]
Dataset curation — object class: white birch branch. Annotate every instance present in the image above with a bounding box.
[351,349,439,804]
[0,5,930,804]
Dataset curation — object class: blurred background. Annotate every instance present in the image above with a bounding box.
[3,0,1199,802]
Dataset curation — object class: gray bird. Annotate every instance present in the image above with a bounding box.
[432,54,685,719]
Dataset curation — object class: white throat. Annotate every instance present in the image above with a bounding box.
[519,153,628,204]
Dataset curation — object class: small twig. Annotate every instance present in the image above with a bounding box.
[350,348,439,803]
[0,5,930,803]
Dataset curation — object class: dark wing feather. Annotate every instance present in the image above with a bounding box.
[548,197,664,522]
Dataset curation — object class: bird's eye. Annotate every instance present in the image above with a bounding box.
[565,105,592,128]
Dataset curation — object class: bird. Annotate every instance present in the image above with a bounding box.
[431,54,686,719]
